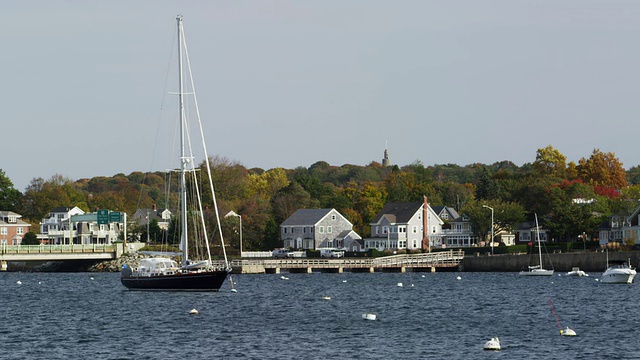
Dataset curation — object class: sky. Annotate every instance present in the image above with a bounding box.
[3,1,640,191]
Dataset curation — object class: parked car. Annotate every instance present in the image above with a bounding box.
[272,249,294,258]
[320,249,345,258]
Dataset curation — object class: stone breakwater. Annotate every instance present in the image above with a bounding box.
[88,252,145,272]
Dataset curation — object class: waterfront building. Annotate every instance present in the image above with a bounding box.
[132,204,172,230]
[0,211,31,245]
[39,206,125,245]
[365,198,444,251]
[280,209,361,250]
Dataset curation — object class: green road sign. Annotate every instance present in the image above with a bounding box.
[97,209,109,225]
[109,211,122,223]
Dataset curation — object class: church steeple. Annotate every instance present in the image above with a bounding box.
[382,140,390,167]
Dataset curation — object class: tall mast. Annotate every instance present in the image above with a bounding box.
[535,214,542,268]
[177,15,188,265]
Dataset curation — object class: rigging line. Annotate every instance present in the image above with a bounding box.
[547,298,564,334]
[182,23,224,267]
[136,22,178,212]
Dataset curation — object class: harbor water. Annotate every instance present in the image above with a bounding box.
[0,271,637,359]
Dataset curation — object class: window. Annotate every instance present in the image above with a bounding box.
[17,227,23,235]
[327,226,332,234]
[319,226,324,234]
[331,214,336,221]
[412,226,417,234]
[0,227,6,235]
[283,228,287,234]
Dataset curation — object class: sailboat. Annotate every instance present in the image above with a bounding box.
[121,15,231,291]
[519,214,554,276]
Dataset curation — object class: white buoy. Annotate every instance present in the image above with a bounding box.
[322,296,331,300]
[280,275,289,280]
[421,275,425,278]
[16,280,22,285]
[483,337,501,351]
[362,313,377,321]
[561,326,577,336]
[456,276,462,280]
[90,277,94,280]
[189,309,199,315]
[231,288,238,293]
[342,280,347,283]
[397,282,403,287]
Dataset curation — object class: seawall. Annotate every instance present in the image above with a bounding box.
[462,251,640,272]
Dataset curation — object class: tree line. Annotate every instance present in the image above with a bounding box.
[1,146,639,252]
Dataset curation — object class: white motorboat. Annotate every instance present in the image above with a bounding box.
[519,214,554,276]
[566,267,587,277]
[601,259,636,284]
[483,337,501,351]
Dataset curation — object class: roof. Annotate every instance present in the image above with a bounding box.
[371,202,423,224]
[281,209,335,226]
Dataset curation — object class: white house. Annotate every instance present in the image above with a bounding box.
[39,206,125,245]
[365,198,444,251]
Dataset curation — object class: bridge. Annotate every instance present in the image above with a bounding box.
[227,250,465,274]
[0,244,122,271]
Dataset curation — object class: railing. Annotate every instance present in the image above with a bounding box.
[222,250,464,270]
[0,244,116,254]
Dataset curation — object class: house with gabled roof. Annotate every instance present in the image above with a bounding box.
[132,204,172,230]
[599,206,640,247]
[280,208,361,250]
[0,211,31,245]
[515,220,550,244]
[365,198,444,251]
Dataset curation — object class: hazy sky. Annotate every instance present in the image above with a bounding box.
[3,1,639,191]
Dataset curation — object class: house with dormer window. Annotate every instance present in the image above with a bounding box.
[365,198,444,251]
[0,211,31,245]
[280,209,361,250]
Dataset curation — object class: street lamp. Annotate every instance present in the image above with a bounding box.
[482,205,494,255]
[225,211,242,258]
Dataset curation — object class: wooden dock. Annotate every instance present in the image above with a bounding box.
[227,250,465,274]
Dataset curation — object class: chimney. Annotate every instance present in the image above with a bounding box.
[422,196,429,252]
[153,203,157,211]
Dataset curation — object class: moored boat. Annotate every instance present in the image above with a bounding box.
[601,259,636,284]
[566,267,587,277]
[121,15,231,291]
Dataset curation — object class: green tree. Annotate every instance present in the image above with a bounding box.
[0,169,21,212]
[21,231,39,245]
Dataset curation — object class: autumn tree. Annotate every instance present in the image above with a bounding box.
[533,145,567,178]
[577,149,627,189]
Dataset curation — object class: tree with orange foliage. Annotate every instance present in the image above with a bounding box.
[577,149,627,189]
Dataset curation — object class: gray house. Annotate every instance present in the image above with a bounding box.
[280,209,361,250]
[132,205,172,230]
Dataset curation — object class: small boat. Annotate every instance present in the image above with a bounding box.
[601,259,636,284]
[566,267,587,277]
[362,313,377,321]
[483,337,501,351]
[121,15,230,291]
[519,214,554,276]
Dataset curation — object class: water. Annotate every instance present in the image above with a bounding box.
[1,271,637,359]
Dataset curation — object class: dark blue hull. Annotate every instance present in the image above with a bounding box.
[121,270,228,291]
